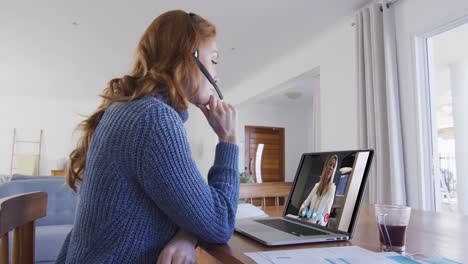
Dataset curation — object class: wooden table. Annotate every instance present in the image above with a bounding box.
[200,205,468,263]
[50,170,65,176]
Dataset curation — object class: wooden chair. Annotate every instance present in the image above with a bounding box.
[0,192,47,264]
[239,182,293,207]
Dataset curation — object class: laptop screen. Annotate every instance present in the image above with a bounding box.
[284,150,373,233]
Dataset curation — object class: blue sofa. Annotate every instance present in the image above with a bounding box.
[0,177,77,263]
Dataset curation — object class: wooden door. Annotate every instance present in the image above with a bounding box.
[245,126,285,182]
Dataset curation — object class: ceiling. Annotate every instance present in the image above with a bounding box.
[0,0,369,98]
[247,70,319,107]
[432,22,468,67]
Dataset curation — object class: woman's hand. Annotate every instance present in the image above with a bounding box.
[197,95,237,144]
[157,230,198,264]
[298,206,307,217]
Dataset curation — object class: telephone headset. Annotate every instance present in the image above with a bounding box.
[189,12,224,100]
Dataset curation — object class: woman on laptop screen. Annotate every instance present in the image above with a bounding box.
[298,155,338,226]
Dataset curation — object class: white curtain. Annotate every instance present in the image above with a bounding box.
[356,1,407,205]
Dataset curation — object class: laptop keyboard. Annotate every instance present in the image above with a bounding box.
[255,218,328,237]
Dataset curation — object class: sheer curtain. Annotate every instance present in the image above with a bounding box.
[356,1,407,205]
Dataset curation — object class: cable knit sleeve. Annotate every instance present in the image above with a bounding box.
[136,104,239,244]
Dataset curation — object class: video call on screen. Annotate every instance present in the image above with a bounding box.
[285,151,370,232]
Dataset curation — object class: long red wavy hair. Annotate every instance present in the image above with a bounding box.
[66,10,216,191]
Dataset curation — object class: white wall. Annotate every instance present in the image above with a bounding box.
[184,102,314,182]
[0,4,360,190]
[226,19,358,152]
[0,96,228,180]
[184,100,315,182]
[393,0,468,209]
[0,92,316,181]
[237,103,312,182]
[184,105,219,179]
[184,19,358,183]
[0,96,100,175]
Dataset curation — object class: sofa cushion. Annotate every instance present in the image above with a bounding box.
[6,224,72,263]
[35,224,73,262]
[0,179,77,226]
[11,174,62,181]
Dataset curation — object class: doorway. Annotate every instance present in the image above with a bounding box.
[418,18,468,213]
[244,126,285,183]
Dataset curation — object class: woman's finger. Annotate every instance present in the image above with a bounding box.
[222,102,230,112]
[215,98,223,112]
[156,250,171,264]
[227,104,235,113]
[171,254,182,264]
[209,94,217,111]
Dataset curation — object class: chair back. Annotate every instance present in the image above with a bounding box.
[0,179,76,226]
[239,182,292,207]
[0,192,47,264]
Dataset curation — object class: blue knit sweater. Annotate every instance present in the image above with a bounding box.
[56,96,239,263]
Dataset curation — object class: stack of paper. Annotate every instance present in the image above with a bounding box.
[236,203,269,220]
[245,246,463,264]
[247,246,396,264]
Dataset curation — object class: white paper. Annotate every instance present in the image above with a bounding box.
[245,246,417,264]
[236,203,269,220]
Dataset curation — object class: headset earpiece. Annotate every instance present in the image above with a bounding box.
[189,13,224,100]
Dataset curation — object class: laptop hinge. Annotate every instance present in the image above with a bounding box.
[283,216,350,236]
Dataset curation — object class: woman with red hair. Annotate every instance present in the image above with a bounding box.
[57,10,238,264]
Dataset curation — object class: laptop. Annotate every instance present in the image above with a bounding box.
[235,150,374,246]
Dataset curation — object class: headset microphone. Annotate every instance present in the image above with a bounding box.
[193,49,224,100]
